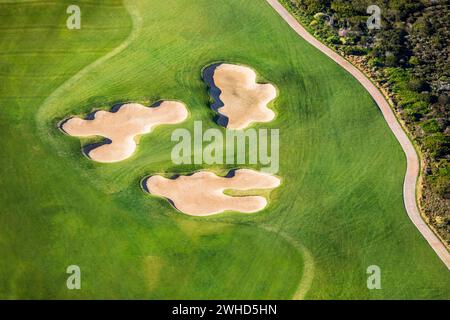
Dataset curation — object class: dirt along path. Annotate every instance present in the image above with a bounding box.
[266,0,450,269]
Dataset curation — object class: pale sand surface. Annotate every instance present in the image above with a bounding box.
[267,0,450,268]
[145,169,281,216]
[212,63,277,129]
[61,101,188,163]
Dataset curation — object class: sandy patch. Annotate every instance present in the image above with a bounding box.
[204,63,277,129]
[144,169,280,216]
[61,101,188,163]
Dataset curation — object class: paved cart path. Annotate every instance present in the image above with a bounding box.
[266,0,450,269]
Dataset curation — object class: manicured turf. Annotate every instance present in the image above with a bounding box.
[0,0,448,299]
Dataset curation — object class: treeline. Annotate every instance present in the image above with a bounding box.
[280,0,449,243]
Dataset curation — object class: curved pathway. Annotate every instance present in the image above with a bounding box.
[266,0,450,269]
[261,226,315,300]
[36,0,142,135]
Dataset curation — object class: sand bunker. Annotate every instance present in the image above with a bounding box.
[144,169,280,216]
[204,63,277,129]
[60,101,188,163]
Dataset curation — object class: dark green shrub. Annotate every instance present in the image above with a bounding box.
[420,119,441,134]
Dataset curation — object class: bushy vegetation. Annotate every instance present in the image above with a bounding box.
[280,0,449,244]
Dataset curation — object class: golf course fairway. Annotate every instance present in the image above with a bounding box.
[0,0,449,299]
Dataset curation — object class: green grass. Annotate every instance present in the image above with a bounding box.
[0,0,448,299]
